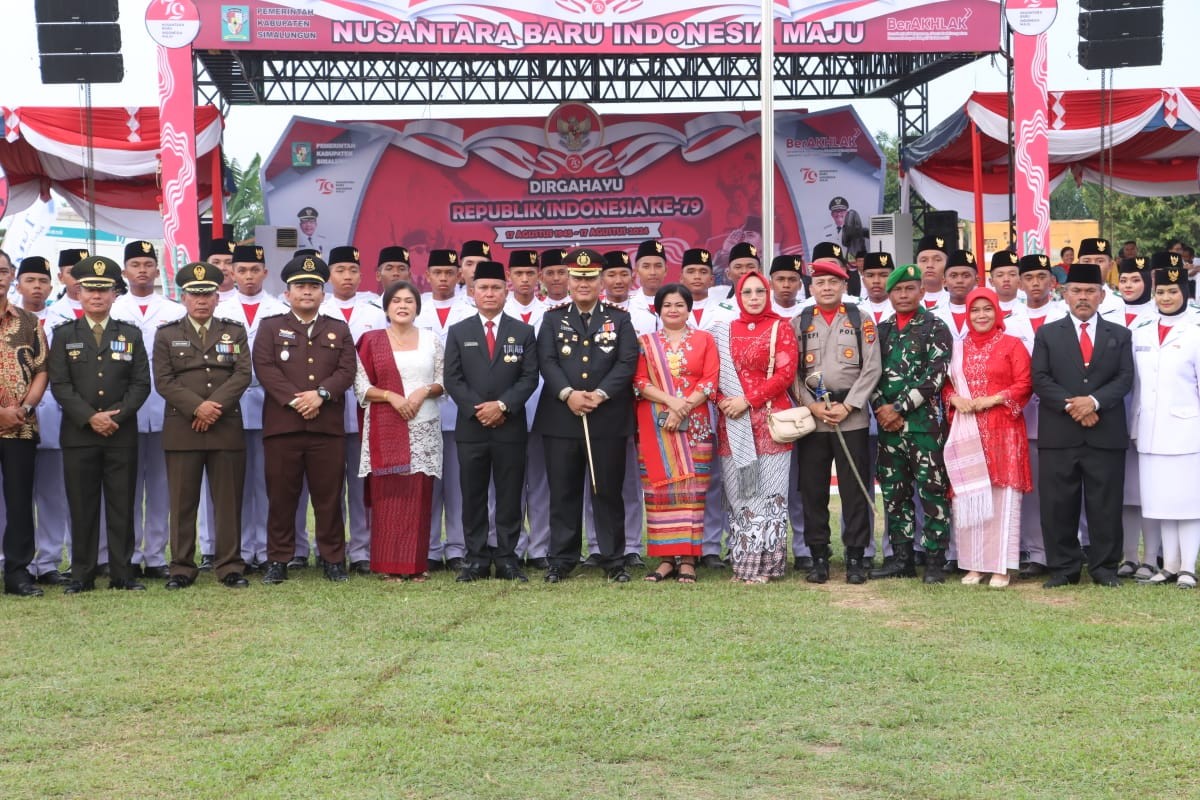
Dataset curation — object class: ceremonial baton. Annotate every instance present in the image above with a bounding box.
[581,413,598,494]
[805,372,875,530]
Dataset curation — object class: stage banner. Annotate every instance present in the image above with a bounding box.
[196,0,1002,54]
[262,105,882,292]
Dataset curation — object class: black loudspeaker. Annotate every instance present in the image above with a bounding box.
[37,22,121,54]
[35,0,122,84]
[1079,0,1161,9]
[39,54,124,84]
[1078,1,1162,70]
[924,211,960,249]
[1079,7,1163,39]
[1078,37,1163,69]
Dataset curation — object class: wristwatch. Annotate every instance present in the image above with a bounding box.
[21,404,34,417]
[316,387,332,401]
[497,400,508,414]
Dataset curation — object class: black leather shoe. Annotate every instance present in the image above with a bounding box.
[63,580,94,595]
[261,561,288,584]
[497,565,529,583]
[221,572,249,588]
[5,582,44,597]
[287,556,309,570]
[793,556,814,571]
[922,551,946,584]
[95,563,110,578]
[198,554,215,572]
[109,580,147,591]
[35,570,68,586]
[699,554,728,570]
[1043,573,1081,589]
[456,568,480,583]
[350,560,372,576]
[322,560,349,583]
[870,543,916,579]
[607,568,632,583]
[528,557,549,570]
[141,565,170,580]
[845,557,868,585]
[445,557,466,571]
[164,575,192,591]
[624,553,646,569]
[1018,562,1048,579]
[579,553,603,568]
[1093,574,1122,588]
[911,549,926,567]
[544,567,563,584]
[427,558,446,572]
[943,559,960,574]
[244,560,262,574]
[806,548,831,584]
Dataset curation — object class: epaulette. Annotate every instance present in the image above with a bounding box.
[544,299,570,312]
[259,311,288,322]
[1132,317,1155,330]
[157,318,181,329]
[215,316,244,327]
[366,297,383,310]
[51,317,74,332]
[600,301,629,316]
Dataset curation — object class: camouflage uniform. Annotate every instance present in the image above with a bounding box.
[871,307,953,552]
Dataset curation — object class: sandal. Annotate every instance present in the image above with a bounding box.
[409,572,429,583]
[381,574,407,583]
[1116,560,1138,578]
[644,561,677,582]
[1133,563,1157,581]
[1178,571,1196,589]
[1144,569,1177,584]
[677,563,697,584]
[988,572,1010,588]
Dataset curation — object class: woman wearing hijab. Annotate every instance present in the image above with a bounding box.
[1114,256,1159,580]
[1130,263,1200,588]
[943,287,1033,587]
[713,271,799,583]
[634,284,720,584]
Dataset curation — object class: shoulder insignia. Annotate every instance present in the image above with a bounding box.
[259,312,288,322]
[51,318,74,331]
[1132,317,1155,329]
[216,317,244,327]
[718,301,735,311]
[157,318,181,329]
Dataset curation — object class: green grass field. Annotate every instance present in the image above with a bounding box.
[3,553,1199,800]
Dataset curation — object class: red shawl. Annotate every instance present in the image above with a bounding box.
[356,329,414,476]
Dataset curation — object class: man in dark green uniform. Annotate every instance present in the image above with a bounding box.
[869,263,953,583]
[48,256,151,593]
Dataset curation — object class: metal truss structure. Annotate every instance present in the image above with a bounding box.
[195,49,986,229]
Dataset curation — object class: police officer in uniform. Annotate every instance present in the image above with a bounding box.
[253,255,357,585]
[154,263,252,589]
[534,248,638,583]
[48,256,151,593]
[792,257,882,584]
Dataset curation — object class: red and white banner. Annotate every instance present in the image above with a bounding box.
[262,105,882,292]
[194,0,1003,54]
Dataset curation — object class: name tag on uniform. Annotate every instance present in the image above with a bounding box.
[1135,345,1151,352]
[171,340,191,348]
[279,329,296,340]
[464,341,480,347]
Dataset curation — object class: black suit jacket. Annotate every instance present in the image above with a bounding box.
[1032,314,1133,450]
[533,302,637,439]
[48,316,151,448]
[444,313,539,442]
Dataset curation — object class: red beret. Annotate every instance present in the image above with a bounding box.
[810,258,848,280]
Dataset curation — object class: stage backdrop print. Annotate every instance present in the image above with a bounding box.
[194,0,1003,55]
[261,105,883,291]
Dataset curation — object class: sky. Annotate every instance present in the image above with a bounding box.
[0,1,1195,167]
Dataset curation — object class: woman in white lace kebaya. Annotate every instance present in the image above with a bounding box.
[354,281,444,581]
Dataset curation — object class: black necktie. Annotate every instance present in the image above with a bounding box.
[581,311,591,327]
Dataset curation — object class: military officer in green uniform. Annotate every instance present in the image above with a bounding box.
[869,263,954,583]
[154,263,253,589]
[48,256,151,593]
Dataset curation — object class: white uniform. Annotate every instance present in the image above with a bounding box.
[213,291,289,565]
[111,292,186,570]
[506,296,552,562]
[317,295,386,566]
[416,295,472,563]
[27,306,72,577]
[1020,301,1068,567]
[861,298,895,324]
[922,289,949,310]
[1131,311,1200,580]
[627,291,659,337]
